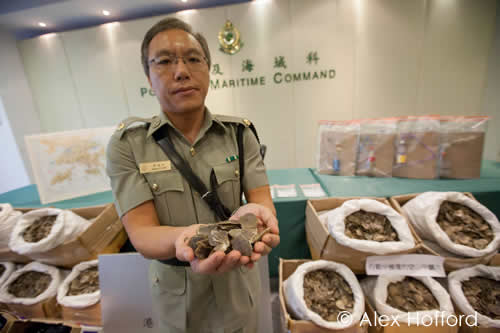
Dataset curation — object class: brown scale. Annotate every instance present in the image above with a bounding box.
[387,277,439,312]
[303,269,354,322]
[344,210,399,242]
[67,267,100,296]
[188,213,271,259]
[0,265,5,279]
[8,271,52,298]
[437,201,493,250]
[22,215,58,243]
[462,277,500,320]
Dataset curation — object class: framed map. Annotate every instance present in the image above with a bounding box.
[25,127,116,204]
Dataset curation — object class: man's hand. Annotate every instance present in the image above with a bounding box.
[231,203,280,266]
[175,224,249,274]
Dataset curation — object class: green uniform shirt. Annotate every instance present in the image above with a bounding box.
[106,109,268,332]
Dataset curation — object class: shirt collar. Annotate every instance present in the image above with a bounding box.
[146,107,227,138]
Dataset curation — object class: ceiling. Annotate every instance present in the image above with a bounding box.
[0,0,252,40]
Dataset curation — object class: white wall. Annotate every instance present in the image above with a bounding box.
[14,0,500,170]
[0,97,30,193]
[482,0,500,161]
[0,28,40,184]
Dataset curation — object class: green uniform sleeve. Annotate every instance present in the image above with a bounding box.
[242,127,269,192]
[106,132,154,218]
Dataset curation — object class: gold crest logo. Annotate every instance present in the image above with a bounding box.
[218,20,243,55]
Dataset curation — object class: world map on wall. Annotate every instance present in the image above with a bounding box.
[40,137,106,185]
[25,127,115,204]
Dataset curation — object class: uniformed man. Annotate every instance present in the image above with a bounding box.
[106,17,280,333]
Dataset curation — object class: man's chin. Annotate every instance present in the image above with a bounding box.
[165,103,204,114]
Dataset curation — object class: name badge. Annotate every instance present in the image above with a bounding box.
[139,161,171,174]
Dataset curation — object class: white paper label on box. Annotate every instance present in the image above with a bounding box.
[299,183,326,197]
[274,184,298,198]
[366,255,446,277]
[81,326,103,333]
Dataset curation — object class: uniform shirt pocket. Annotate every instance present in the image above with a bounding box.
[143,169,183,195]
[143,170,187,226]
[213,163,240,212]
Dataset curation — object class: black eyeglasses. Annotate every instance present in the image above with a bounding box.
[148,54,208,73]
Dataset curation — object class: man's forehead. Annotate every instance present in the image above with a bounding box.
[149,29,203,54]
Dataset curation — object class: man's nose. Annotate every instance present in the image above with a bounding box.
[173,58,190,81]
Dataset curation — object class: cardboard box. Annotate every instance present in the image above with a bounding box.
[389,193,496,272]
[279,259,368,333]
[0,312,16,333]
[458,325,499,333]
[453,303,500,333]
[487,253,500,267]
[5,318,81,332]
[0,249,31,264]
[5,296,61,320]
[15,204,126,268]
[305,197,420,274]
[61,302,102,327]
[364,294,458,333]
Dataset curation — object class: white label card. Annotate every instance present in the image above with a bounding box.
[81,326,103,333]
[299,183,326,197]
[274,184,298,198]
[366,255,446,277]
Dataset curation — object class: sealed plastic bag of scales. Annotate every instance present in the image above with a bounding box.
[326,199,415,254]
[317,120,360,176]
[448,264,500,328]
[283,260,365,330]
[439,116,489,179]
[392,116,440,179]
[356,118,397,177]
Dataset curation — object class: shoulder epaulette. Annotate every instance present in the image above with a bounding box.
[115,116,153,139]
[214,114,252,127]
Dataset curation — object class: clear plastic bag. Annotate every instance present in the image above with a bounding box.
[439,116,488,179]
[317,120,360,176]
[356,118,397,177]
[392,116,440,179]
